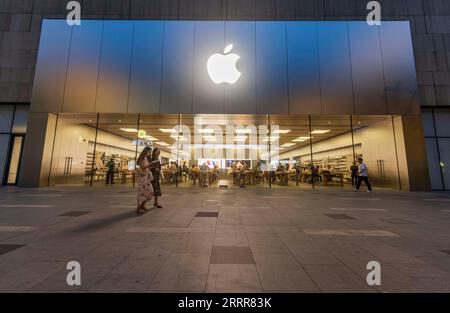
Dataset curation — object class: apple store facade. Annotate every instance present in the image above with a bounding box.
[16,19,431,191]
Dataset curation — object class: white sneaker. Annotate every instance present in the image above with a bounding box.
[367,190,373,192]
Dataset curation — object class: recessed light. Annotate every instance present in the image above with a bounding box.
[263,136,280,142]
[310,130,330,134]
[155,142,169,146]
[141,136,158,140]
[273,129,291,134]
[160,128,177,133]
[292,136,312,142]
[203,136,216,141]
[281,143,295,147]
[198,129,215,133]
[120,128,139,132]
[173,136,188,141]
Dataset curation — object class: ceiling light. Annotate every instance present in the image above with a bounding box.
[273,129,291,134]
[310,129,330,134]
[159,128,177,133]
[281,143,295,148]
[173,136,188,141]
[292,136,312,142]
[235,129,252,134]
[120,128,139,132]
[141,136,158,141]
[263,136,280,142]
[155,142,169,146]
[198,129,215,133]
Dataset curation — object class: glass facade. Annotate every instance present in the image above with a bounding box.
[32,20,419,116]
[45,113,402,191]
[422,107,450,190]
[0,104,29,185]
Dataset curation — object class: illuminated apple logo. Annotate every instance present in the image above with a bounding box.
[207,44,241,84]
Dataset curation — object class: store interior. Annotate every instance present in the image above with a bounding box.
[48,113,401,190]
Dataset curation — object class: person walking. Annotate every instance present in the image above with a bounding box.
[199,162,208,187]
[149,147,163,208]
[355,157,373,192]
[136,147,154,214]
[350,162,358,187]
[105,157,116,184]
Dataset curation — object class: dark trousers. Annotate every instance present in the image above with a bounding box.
[356,176,372,191]
[106,171,114,184]
[351,175,357,186]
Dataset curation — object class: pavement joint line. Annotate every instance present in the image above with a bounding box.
[329,208,387,212]
[339,198,382,201]
[0,226,40,232]
[0,204,55,208]
[22,194,63,197]
[303,229,399,237]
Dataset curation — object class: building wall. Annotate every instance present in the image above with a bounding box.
[0,0,449,108]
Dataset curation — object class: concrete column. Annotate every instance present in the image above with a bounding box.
[18,112,57,187]
[393,115,431,191]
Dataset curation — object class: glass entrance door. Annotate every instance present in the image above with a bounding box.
[6,135,24,185]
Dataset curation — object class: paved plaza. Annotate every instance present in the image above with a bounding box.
[0,185,450,293]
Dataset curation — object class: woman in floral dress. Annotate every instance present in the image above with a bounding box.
[149,147,163,208]
[136,146,154,214]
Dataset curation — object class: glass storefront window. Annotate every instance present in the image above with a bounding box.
[421,108,435,137]
[438,138,450,190]
[0,105,14,133]
[139,114,181,186]
[94,114,139,186]
[182,114,271,188]
[41,113,409,191]
[0,104,29,185]
[422,107,449,191]
[12,105,29,134]
[352,116,400,190]
[0,135,10,183]
[425,138,444,190]
[49,114,98,186]
[269,115,311,189]
[309,115,353,189]
[6,136,23,184]
[434,108,450,137]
